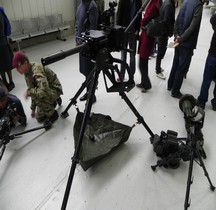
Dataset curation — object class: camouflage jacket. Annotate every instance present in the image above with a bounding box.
[24,62,63,111]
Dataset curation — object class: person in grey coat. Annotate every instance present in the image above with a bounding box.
[75,0,98,102]
[167,0,203,99]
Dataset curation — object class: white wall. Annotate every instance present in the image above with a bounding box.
[0,0,74,21]
[0,0,116,21]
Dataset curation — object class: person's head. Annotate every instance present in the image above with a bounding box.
[210,14,216,31]
[0,87,8,109]
[12,51,30,74]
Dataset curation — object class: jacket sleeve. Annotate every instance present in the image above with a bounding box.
[179,5,203,42]
[89,4,99,30]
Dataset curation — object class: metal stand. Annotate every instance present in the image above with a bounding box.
[184,128,215,210]
[60,48,154,210]
[151,102,215,209]
[0,120,52,160]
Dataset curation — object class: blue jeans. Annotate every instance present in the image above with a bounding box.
[198,54,216,108]
[120,33,137,78]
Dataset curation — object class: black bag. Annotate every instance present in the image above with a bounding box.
[73,112,132,171]
[146,19,164,38]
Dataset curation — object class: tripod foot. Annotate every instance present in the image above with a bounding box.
[210,185,215,191]
[151,165,157,171]
[61,111,69,119]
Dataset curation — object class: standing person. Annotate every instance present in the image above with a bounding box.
[155,0,176,80]
[75,0,98,103]
[167,0,204,99]
[116,0,142,81]
[0,6,15,91]
[12,51,63,124]
[137,0,161,93]
[197,14,216,110]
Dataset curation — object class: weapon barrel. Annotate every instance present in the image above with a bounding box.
[41,43,87,66]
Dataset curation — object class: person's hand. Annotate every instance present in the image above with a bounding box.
[31,110,36,118]
[174,35,180,44]
[173,35,180,48]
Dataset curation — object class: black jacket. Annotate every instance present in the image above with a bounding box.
[116,0,142,32]
[159,0,176,37]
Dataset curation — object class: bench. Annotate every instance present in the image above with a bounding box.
[9,14,70,50]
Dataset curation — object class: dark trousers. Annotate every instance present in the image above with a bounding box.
[139,57,151,89]
[198,54,216,107]
[120,33,137,78]
[79,53,95,94]
[168,46,193,95]
[155,36,168,73]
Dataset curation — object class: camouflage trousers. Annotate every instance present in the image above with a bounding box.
[32,92,60,121]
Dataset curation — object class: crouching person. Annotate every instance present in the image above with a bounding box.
[12,51,63,124]
[0,86,27,126]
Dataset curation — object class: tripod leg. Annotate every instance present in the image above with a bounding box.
[119,91,154,138]
[184,150,195,210]
[61,70,94,118]
[61,66,99,210]
[196,150,215,191]
[0,144,6,161]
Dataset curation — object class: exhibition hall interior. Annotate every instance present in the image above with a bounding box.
[0,0,216,210]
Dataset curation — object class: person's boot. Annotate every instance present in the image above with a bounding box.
[48,110,59,123]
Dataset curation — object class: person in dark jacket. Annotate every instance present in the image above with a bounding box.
[0,6,15,91]
[167,0,203,98]
[0,86,27,126]
[75,0,98,103]
[137,0,161,93]
[116,0,142,81]
[155,0,176,80]
[197,14,216,110]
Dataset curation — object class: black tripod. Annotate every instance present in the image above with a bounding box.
[184,120,215,210]
[150,95,215,209]
[60,47,154,210]
[0,120,52,160]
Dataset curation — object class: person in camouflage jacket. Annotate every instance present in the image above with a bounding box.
[12,51,63,123]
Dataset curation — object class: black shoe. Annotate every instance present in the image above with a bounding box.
[136,83,144,89]
[212,105,216,111]
[48,110,59,123]
[171,92,183,99]
[56,97,62,106]
[142,86,151,93]
[79,93,88,101]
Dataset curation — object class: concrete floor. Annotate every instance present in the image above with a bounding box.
[0,6,216,210]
